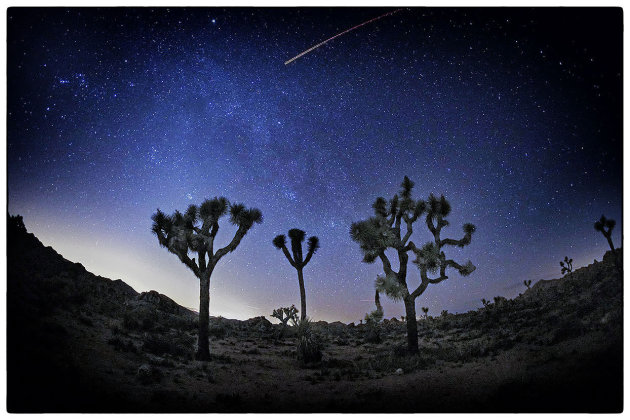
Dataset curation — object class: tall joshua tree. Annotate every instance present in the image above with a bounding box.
[350,177,476,353]
[151,197,262,360]
[273,229,319,320]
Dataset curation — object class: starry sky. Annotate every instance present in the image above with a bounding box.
[7,7,623,322]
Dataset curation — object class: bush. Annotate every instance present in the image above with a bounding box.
[107,336,138,353]
[142,333,193,359]
[137,364,162,385]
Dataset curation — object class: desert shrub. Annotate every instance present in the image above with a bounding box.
[107,336,138,353]
[215,392,242,406]
[334,335,349,346]
[209,324,228,339]
[296,317,323,365]
[122,310,141,330]
[142,333,192,359]
[137,364,162,385]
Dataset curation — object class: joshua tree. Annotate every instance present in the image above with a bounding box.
[481,298,490,309]
[273,229,319,320]
[271,305,299,338]
[350,176,476,353]
[523,279,532,289]
[560,256,573,275]
[151,197,262,360]
[594,215,622,277]
[421,307,429,319]
[594,215,617,252]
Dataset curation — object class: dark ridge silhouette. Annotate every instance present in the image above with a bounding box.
[272,229,319,320]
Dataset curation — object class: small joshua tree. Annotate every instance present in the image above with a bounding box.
[151,197,262,360]
[560,257,573,275]
[273,229,319,320]
[481,298,490,309]
[350,177,476,353]
[421,307,429,319]
[523,279,532,290]
[271,305,299,338]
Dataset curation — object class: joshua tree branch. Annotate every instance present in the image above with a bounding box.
[378,251,397,277]
[441,234,471,248]
[213,225,247,263]
[280,244,297,268]
[302,248,316,267]
[401,214,414,245]
[170,248,200,277]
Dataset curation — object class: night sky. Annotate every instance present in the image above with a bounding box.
[8,7,623,322]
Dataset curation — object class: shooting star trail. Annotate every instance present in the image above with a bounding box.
[284,8,403,65]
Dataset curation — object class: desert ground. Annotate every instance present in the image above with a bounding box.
[7,219,623,412]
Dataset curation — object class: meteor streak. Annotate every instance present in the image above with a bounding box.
[284,8,402,65]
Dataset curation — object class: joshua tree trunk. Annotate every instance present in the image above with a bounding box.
[404,296,418,354]
[606,235,615,252]
[197,274,211,361]
[298,268,307,320]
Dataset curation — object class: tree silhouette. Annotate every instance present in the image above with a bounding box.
[151,197,262,360]
[273,229,319,320]
[271,305,299,338]
[594,215,621,277]
[350,177,476,353]
[523,279,532,290]
[421,307,429,319]
[560,256,573,275]
[594,215,617,252]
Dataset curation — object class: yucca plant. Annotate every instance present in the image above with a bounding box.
[273,229,319,320]
[295,317,322,364]
[523,279,532,290]
[151,197,262,360]
[350,176,476,353]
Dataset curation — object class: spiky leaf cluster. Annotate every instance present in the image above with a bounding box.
[427,193,452,219]
[594,215,616,234]
[350,217,398,262]
[295,317,322,364]
[414,242,443,274]
[375,273,406,302]
[273,228,319,269]
[364,308,384,325]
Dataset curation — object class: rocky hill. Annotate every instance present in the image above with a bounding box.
[6,215,623,412]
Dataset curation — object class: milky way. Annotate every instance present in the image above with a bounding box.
[8,8,622,322]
